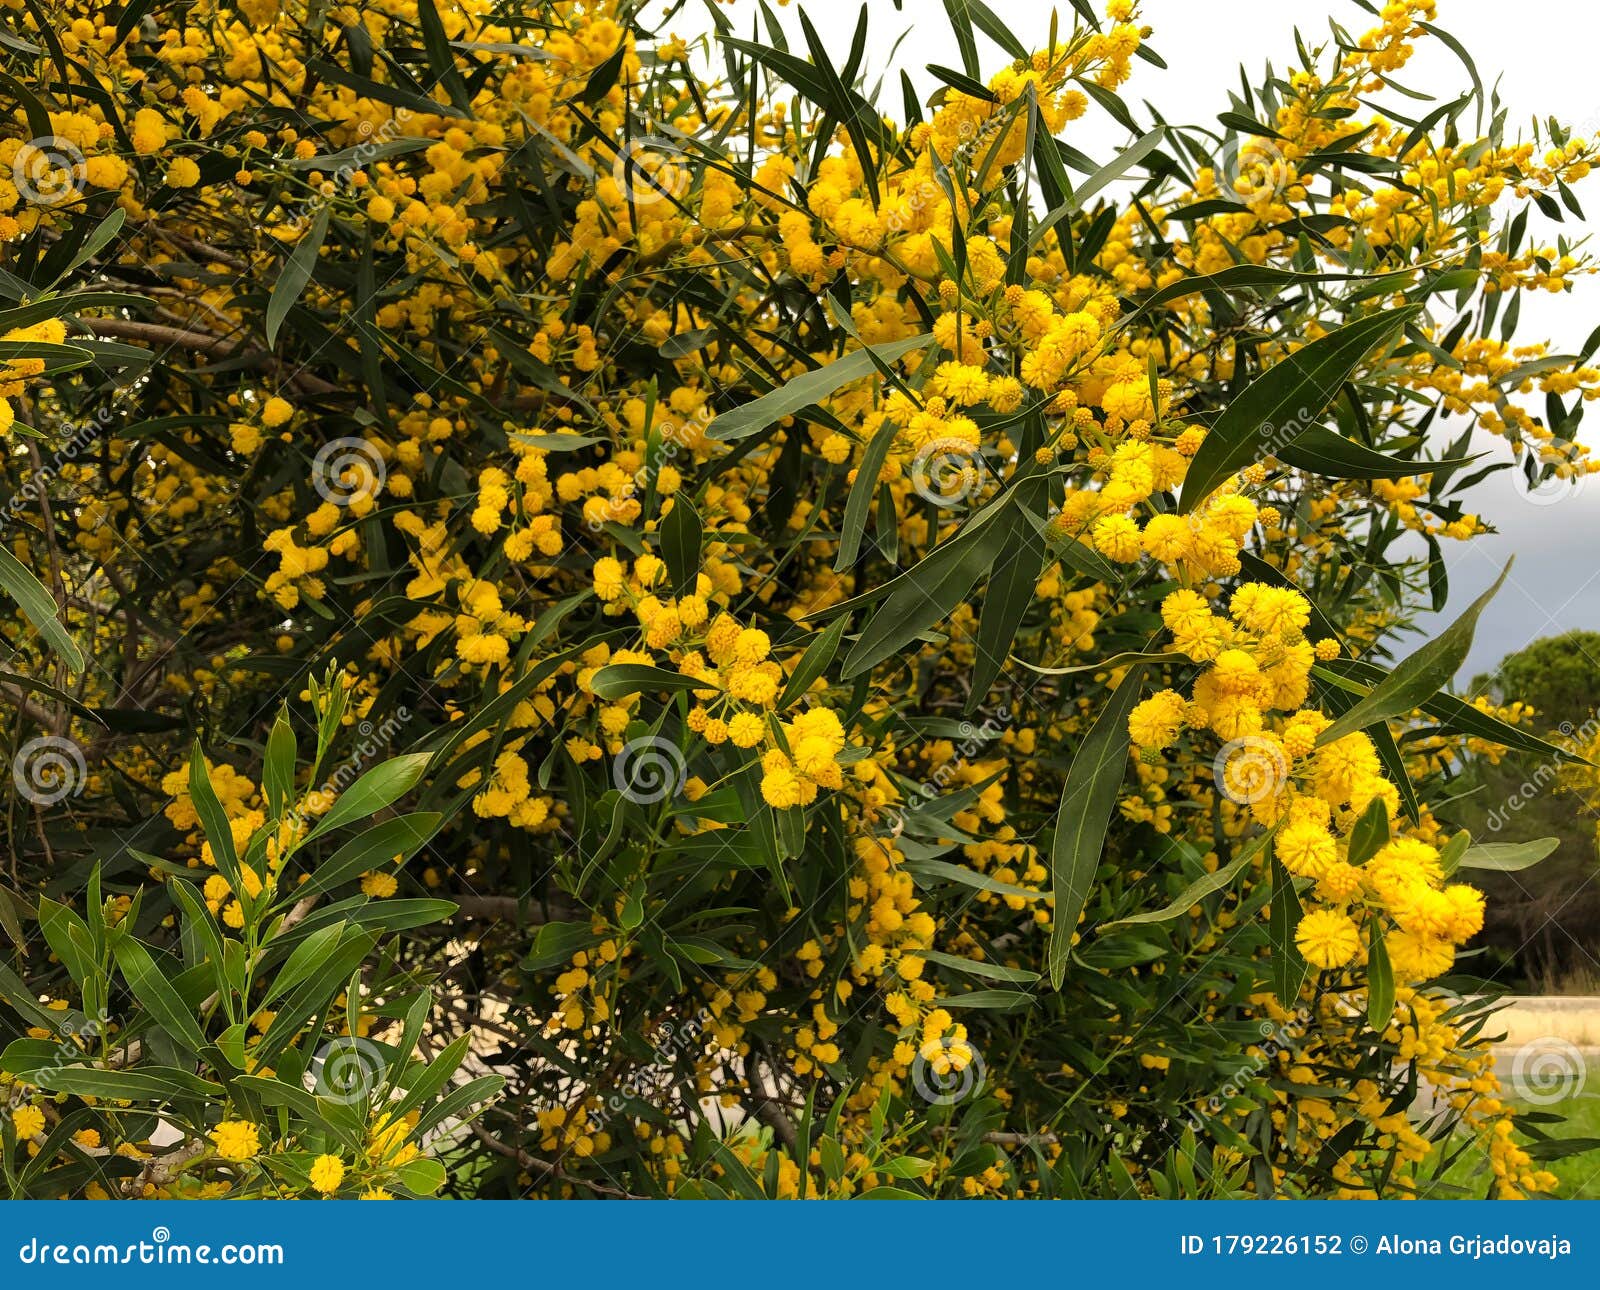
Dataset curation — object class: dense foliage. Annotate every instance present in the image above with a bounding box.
[1,0,1597,1198]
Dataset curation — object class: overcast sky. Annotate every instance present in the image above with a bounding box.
[669,0,1600,684]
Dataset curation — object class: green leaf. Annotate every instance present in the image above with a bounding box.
[588,663,705,701]
[188,741,242,891]
[1367,921,1395,1029]
[970,477,1048,705]
[1346,798,1390,865]
[917,949,1040,984]
[1316,558,1511,746]
[266,205,330,349]
[1096,827,1275,933]
[660,495,703,595]
[294,812,440,901]
[708,335,930,442]
[111,937,209,1053]
[1180,306,1419,510]
[1459,838,1559,872]
[905,857,1048,900]
[42,1066,220,1102]
[1047,665,1146,988]
[1032,127,1164,245]
[305,752,431,840]
[263,709,296,820]
[1277,426,1481,480]
[777,617,847,709]
[1270,855,1307,1006]
[835,414,900,571]
[0,543,84,671]
[841,496,1017,678]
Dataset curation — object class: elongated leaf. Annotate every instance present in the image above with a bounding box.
[1460,838,1559,872]
[777,617,847,709]
[1367,921,1395,1028]
[835,414,900,571]
[589,663,706,700]
[1346,798,1390,865]
[1278,425,1480,480]
[1181,306,1419,510]
[918,949,1039,984]
[969,479,1047,705]
[906,857,1048,900]
[1317,559,1510,746]
[1097,827,1275,933]
[1047,666,1147,987]
[295,812,440,900]
[266,205,330,348]
[1270,855,1307,1005]
[660,496,703,595]
[111,936,208,1053]
[708,335,930,442]
[842,496,1017,678]
[0,543,84,671]
[305,752,431,840]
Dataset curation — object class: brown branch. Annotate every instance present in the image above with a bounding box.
[469,1122,645,1199]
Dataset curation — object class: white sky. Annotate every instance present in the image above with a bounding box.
[667,0,1600,684]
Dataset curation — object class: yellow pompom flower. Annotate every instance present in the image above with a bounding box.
[211,1120,261,1161]
[309,1154,346,1195]
[1295,908,1361,969]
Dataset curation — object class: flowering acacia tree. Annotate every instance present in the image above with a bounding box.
[0,0,1596,1198]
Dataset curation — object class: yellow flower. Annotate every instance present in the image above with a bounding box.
[11,1105,45,1139]
[309,1153,345,1195]
[210,1120,261,1161]
[1295,909,1361,969]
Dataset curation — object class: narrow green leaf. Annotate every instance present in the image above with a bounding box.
[0,543,84,671]
[660,495,703,595]
[708,335,929,443]
[1316,558,1511,746]
[265,205,330,349]
[1097,827,1275,933]
[589,663,705,700]
[305,752,431,840]
[1047,666,1147,988]
[1181,306,1420,510]
[1460,838,1559,872]
[1367,921,1395,1029]
[1270,855,1307,1006]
